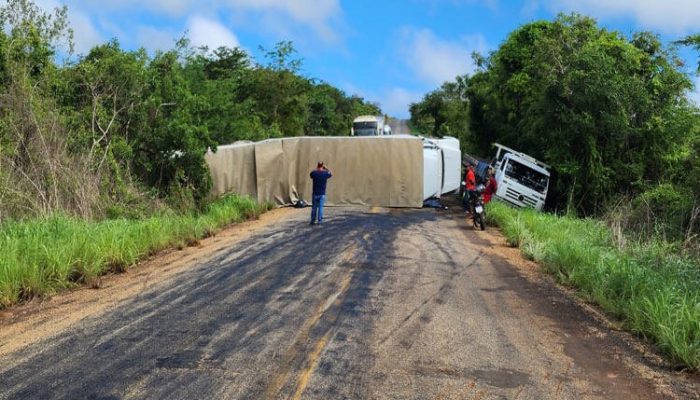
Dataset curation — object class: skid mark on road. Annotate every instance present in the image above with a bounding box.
[376,252,483,347]
[291,332,331,400]
[262,252,355,399]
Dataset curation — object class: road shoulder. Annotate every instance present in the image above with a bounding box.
[0,207,302,357]
[473,225,700,398]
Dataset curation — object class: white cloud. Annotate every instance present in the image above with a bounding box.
[415,0,500,12]
[62,0,342,44]
[136,26,178,53]
[67,0,206,18]
[343,84,422,119]
[382,87,423,118]
[186,16,240,50]
[544,0,700,35]
[224,0,341,42]
[399,28,488,86]
[70,11,103,55]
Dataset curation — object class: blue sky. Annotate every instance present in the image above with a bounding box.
[38,0,700,118]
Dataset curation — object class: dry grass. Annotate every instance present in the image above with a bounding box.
[0,74,103,221]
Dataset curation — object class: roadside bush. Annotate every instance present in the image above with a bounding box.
[0,76,103,220]
[628,184,695,241]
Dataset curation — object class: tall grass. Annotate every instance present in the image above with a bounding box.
[487,201,700,370]
[0,195,270,309]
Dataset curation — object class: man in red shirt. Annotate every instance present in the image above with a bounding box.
[465,163,476,191]
[463,162,477,213]
[484,167,497,204]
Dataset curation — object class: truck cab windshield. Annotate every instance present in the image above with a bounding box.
[504,159,548,193]
[353,121,377,136]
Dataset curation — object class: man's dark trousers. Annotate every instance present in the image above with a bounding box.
[311,194,326,224]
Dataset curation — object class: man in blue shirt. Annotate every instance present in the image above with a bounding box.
[309,161,332,225]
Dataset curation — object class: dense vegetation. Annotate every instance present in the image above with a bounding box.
[0,0,380,221]
[411,14,700,245]
[487,202,700,369]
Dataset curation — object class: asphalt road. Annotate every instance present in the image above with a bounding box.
[388,119,411,135]
[1,206,697,399]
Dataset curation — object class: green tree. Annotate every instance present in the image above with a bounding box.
[677,33,700,214]
[410,76,468,134]
[678,34,700,71]
[466,14,694,213]
[1,0,385,217]
[0,0,101,219]
[135,48,215,203]
[410,75,472,151]
[0,0,73,81]
[184,45,268,144]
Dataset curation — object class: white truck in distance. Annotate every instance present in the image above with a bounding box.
[491,143,550,211]
[351,115,392,136]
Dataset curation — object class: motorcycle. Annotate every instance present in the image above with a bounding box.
[470,184,486,231]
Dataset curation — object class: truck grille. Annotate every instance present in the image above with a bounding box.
[504,187,538,208]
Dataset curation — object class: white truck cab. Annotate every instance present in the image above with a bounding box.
[491,143,550,211]
[351,115,392,136]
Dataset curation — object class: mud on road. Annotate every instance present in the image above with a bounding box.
[1,205,698,399]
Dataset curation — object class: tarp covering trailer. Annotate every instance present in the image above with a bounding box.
[206,136,424,207]
[206,135,460,208]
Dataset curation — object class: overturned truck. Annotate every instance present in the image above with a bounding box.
[205,135,461,208]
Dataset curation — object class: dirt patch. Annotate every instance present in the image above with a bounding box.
[0,207,301,357]
[473,227,541,275]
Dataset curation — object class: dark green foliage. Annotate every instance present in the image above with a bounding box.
[0,0,380,219]
[138,48,215,203]
[467,14,695,213]
[677,34,700,71]
[413,14,699,220]
[628,184,696,241]
[409,75,473,152]
[688,137,700,197]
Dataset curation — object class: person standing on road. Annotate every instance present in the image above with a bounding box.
[310,161,332,225]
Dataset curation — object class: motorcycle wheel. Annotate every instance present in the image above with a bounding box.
[478,213,485,230]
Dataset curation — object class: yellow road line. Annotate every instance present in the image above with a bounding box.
[291,332,331,400]
[262,273,353,399]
